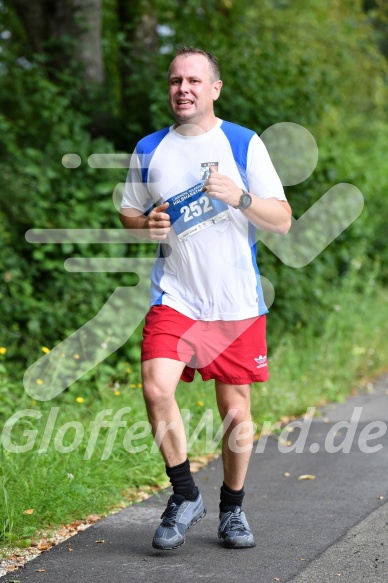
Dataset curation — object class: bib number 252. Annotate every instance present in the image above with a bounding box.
[180,195,213,222]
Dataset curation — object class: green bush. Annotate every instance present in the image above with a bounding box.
[1,0,388,378]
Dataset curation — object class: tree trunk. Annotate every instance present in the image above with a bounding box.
[75,0,105,85]
[12,0,105,85]
[116,0,159,140]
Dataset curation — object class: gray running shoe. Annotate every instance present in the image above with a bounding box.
[152,491,206,550]
[218,506,256,548]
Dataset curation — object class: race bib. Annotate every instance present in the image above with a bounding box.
[167,182,230,242]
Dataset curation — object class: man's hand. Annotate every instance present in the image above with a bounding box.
[145,202,171,240]
[202,166,292,233]
[203,166,241,208]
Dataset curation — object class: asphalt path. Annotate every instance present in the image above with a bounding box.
[2,376,388,583]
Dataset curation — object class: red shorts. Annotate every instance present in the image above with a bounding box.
[141,305,268,385]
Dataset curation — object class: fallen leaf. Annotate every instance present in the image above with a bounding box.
[283,472,291,477]
[23,509,34,515]
[298,474,315,481]
[377,495,384,500]
[278,438,292,446]
[7,566,19,571]
[70,520,83,529]
[35,569,46,573]
[299,557,306,561]
[87,514,100,523]
[189,461,204,472]
[95,539,105,543]
[260,427,271,436]
[37,538,53,551]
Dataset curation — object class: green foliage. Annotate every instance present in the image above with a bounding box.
[99,0,388,348]
[0,31,145,372]
[0,0,387,399]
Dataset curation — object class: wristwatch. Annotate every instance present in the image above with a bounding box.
[234,190,252,210]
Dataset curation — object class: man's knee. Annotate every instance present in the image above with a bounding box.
[142,363,178,408]
[142,358,184,405]
[217,385,251,426]
[142,378,173,408]
[223,406,251,428]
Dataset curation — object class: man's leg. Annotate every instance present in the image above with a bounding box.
[142,357,187,467]
[142,357,206,550]
[215,381,253,489]
[215,381,256,548]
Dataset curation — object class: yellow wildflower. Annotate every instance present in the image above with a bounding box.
[73,354,80,359]
[41,346,50,354]
[197,400,204,407]
[36,379,43,385]
[0,347,7,355]
[137,383,142,388]
[126,367,132,374]
[130,383,136,389]
[353,346,366,355]
[114,390,121,396]
[76,396,85,403]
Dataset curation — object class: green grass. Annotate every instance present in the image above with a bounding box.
[252,291,387,427]
[1,269,388,552]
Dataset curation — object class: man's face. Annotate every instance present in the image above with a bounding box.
[168,54,222,128]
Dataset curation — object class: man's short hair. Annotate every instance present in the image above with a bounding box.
[169,47,221,82]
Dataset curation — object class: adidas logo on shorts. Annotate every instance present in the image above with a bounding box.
[254,355,267,369]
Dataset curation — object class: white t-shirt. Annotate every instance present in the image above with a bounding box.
[121,118,286,321]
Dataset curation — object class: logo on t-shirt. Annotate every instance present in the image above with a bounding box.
[200,161,218,181]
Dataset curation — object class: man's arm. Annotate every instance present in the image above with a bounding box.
[240,197,292,234]
[203,167,292,234]
[119,202,171,240]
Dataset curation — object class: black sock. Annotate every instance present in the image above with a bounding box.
[166,459,198,500]
[219,481,245,512]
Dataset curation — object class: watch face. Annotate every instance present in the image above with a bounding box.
[241,193,252,208]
